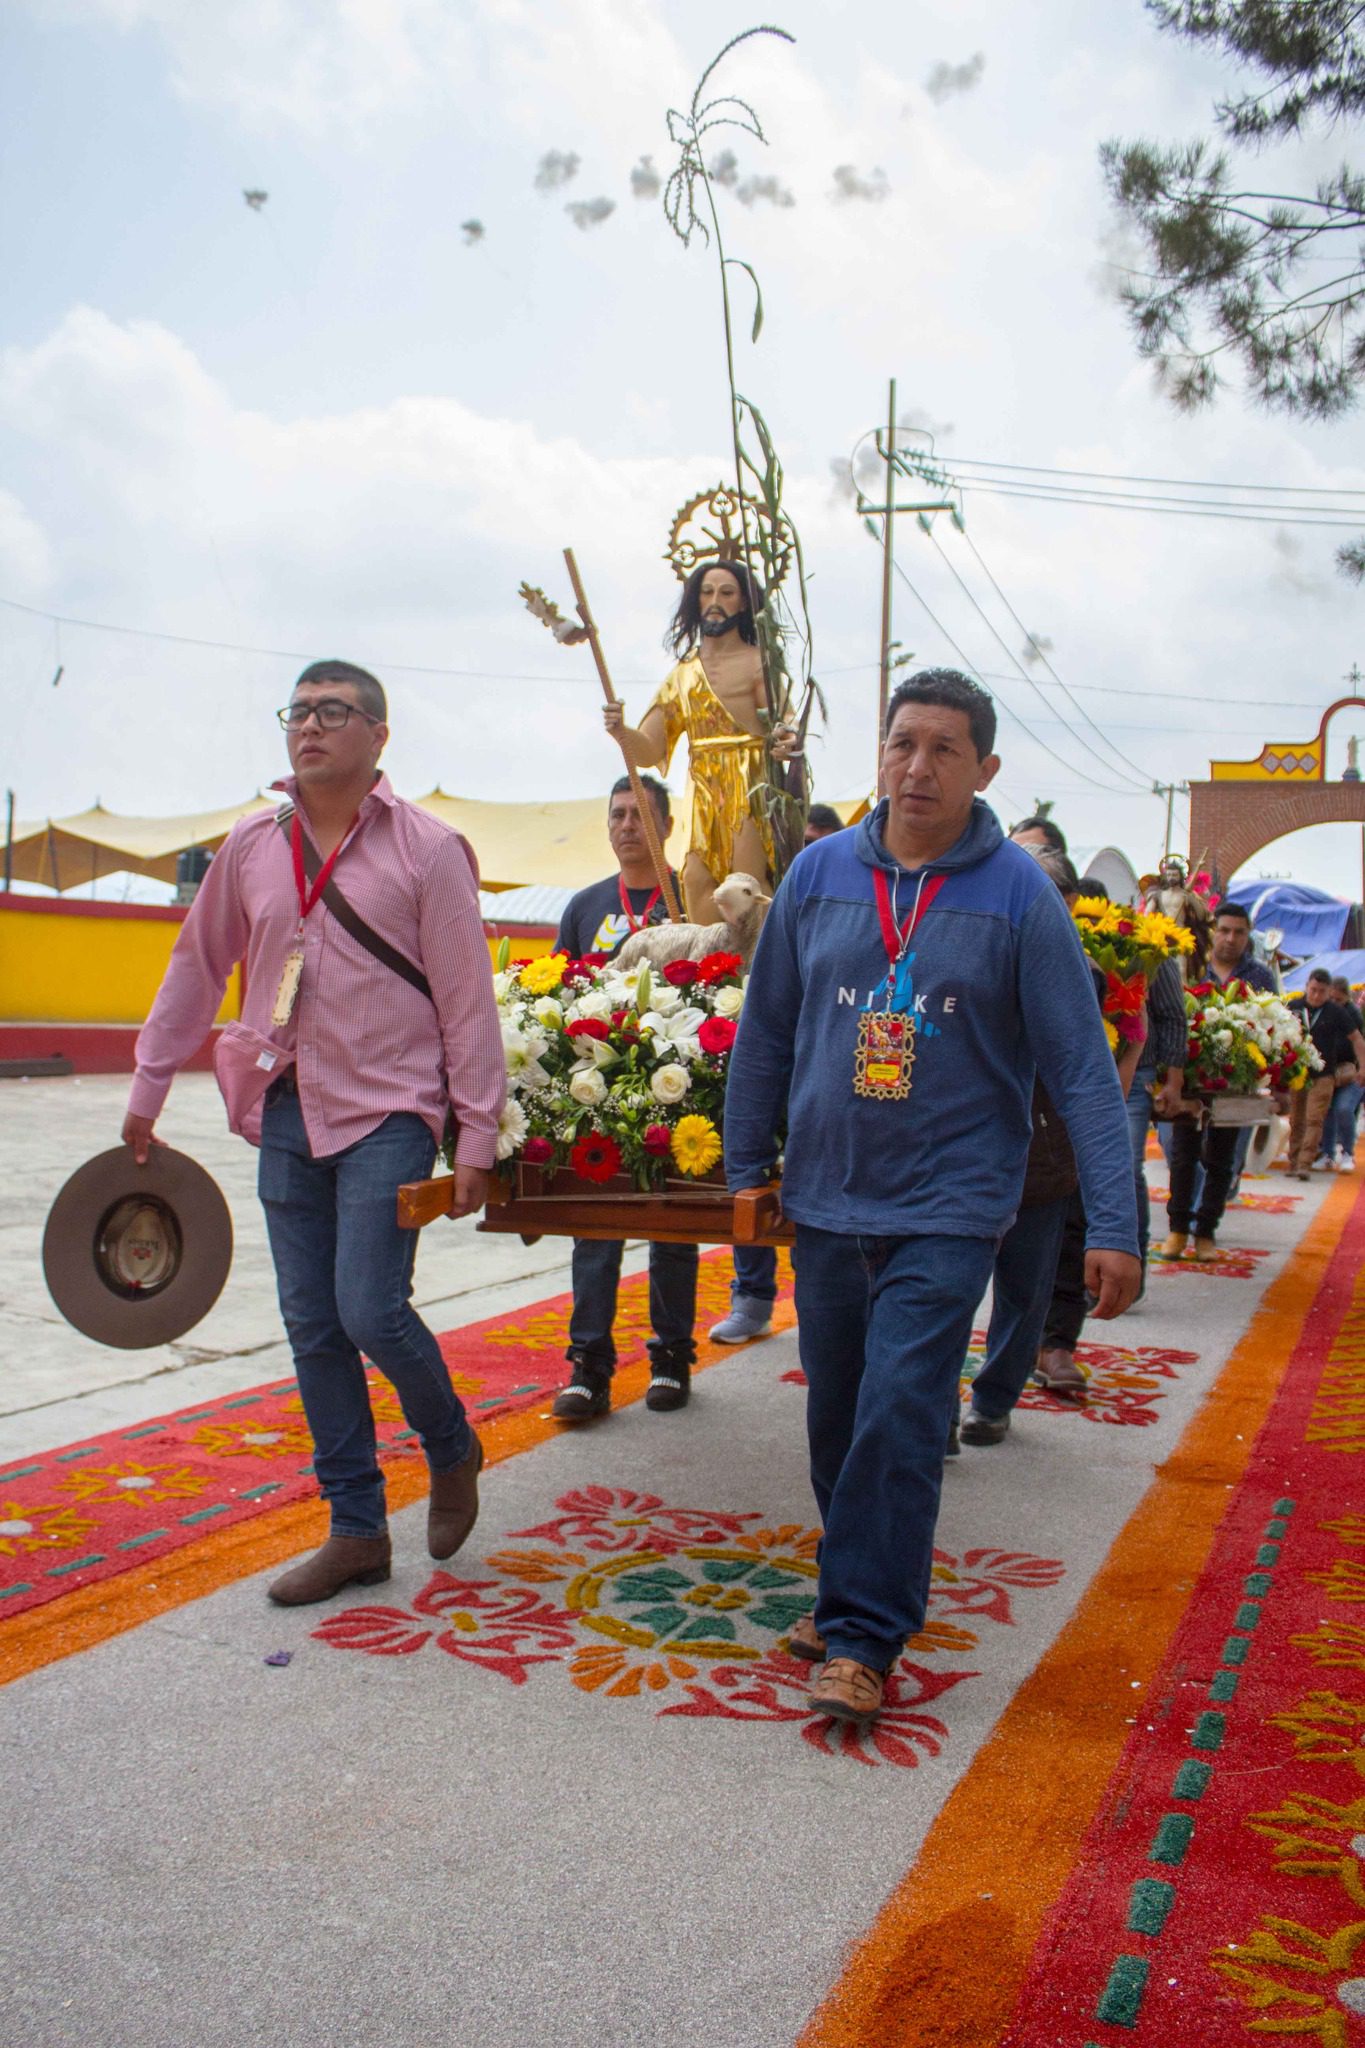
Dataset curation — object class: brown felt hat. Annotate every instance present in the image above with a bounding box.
[42,1146,234,1349]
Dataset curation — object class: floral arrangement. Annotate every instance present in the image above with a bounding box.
[1182,982,1321,1097]
[475,943,749,1190]
[1071,897,1194,1052]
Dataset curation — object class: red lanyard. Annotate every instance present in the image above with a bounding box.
[290,810,355,926]
[619,876,663,931]
[872,867,946,965]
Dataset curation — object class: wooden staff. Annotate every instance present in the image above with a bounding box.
[563,546,683,924]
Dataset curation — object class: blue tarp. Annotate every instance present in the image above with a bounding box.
[1281,949,1365,994]
[1225,877,1352,958]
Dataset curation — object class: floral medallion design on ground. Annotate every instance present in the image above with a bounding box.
[312,1485,1065,1768]
[783,1330,1200,1428]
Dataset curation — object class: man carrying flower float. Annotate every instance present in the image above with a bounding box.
[1163,977,1321,1246]
[722,669,1141,1727]
[491,771,746,1421]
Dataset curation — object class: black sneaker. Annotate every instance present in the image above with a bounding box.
[960,1407,1010,1446]
[552,1354,611,1423]
[645,1340,693,1413]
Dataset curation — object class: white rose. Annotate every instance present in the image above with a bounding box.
[646,981,683,1016]
[573,989,614,1021]
[650,1062,691,1105]
[531,996,564,1028]
[568,1066,608,1107]
[712,983,745,1019]
[495,1098,528,1160]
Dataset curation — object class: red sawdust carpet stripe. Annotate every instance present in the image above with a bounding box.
[797,1171,1359,2048]
[0,1288,795,1691]
[0,1248,758,1622]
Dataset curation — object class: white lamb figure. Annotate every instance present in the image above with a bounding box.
[614,871,771,970]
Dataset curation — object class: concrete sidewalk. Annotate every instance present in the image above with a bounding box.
[0,1111,1331,2048]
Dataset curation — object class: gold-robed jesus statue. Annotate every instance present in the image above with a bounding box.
[605,559,799,922]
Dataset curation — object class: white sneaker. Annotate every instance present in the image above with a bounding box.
[708,1296,774,1344]
[1336,1151,1356,1173]
[1311,1156,1332,1172]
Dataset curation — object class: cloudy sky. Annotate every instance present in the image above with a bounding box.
[4,0,1365,897]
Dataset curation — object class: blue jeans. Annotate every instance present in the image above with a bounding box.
[1321,1083,1363,1158]
[968,1197,1071,1422]
[258,1090,473,1540]
[794,1225,997,1672]
[1125,1065,1156,1263]
[732,1243,779,1304]
[567,1238,698,1371]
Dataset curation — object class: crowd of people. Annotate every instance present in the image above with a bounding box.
[118,619,1352,1732]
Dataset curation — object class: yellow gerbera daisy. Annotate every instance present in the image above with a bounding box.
[671,1114,722,1177]
[1103,1018,1120,1053]
[518,953,568,995]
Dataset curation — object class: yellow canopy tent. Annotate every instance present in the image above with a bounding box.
[3,789,692,895]
[413,788,690,892]
[3,799,277,891]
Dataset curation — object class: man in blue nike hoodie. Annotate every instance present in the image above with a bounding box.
[724,670,1140,1726]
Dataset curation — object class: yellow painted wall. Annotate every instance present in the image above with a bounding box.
[0,905,242,1025]
[0,901,557,1024]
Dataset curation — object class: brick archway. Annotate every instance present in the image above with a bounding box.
[1189,695,1365,882]
[1189,779,1365,883]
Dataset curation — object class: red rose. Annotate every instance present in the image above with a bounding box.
[566,1017,610,1041]
[1116,919,1135,936]
[663,960,698,986]
[698,1015,738,1056]
[562,952,609,986]
[570,1133,622,1184]
[642,1124,672,1156]
[694,951,744,985]
[522,1136,554,1164]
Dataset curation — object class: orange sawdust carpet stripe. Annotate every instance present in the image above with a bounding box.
[0,1298,794,1691]
[797,1171,1358,2048]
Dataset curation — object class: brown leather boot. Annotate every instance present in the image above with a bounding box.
[788,1612,827,1663]
[808,1657,884,1725]
[268,1533,391,1607]
[428,1436,484,1561]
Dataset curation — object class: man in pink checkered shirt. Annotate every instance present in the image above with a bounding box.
[123,659,505,1605]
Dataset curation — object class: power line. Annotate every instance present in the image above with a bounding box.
[953,478,1365,529]
[945,453,1365,501]
[0,591,874,690]
[936,525,1157,791]
[889,556,1154,798]
[919,527,1152,792]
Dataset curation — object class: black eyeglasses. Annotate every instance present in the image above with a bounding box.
[277,700,381,731]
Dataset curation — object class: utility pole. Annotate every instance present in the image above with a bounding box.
[1152,780,1189,859]
[876,376,897,760]
[851,381,961,786]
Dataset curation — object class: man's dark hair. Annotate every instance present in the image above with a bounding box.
[1216,901,1251,926]
[1026,844,1082,897]
[1011,813,1067,855]
[609,773,671,826]
[666,558,764,657]
[805,803,843,835]
[295,659,387,722]
[1307,967,1331,986]
[884,668,997,758]
[1332,975,1352,997]
[1078,877,1110,899]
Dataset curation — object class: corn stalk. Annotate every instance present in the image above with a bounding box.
[664,25,824,881]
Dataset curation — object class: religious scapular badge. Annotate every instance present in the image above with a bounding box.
[852,868,947,1100]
